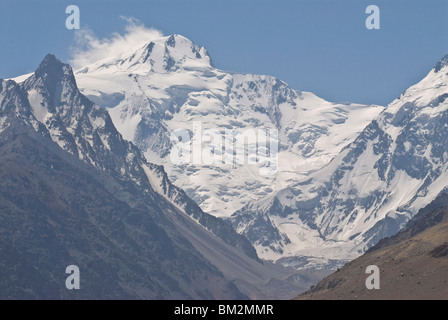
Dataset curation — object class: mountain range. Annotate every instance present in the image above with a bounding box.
[68,34,387,269]
[73,34,383,220]
[3,32,448,299]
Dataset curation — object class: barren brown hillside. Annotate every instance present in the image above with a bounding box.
[297,199,448,300]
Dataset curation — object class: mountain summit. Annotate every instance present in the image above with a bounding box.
[77,34,213,76]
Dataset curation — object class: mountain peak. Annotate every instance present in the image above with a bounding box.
[21,54,90,127]
[139,34,213,71]
[37,54,60,67]
[35,54,70,77]
[32,54,77,91]
[77,34,213,74]
[163,34,199,47]
[434,54,448,73]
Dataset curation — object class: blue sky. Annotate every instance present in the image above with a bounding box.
[1,0,447,105]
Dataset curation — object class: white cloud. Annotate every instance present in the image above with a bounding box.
[69,17,163,69]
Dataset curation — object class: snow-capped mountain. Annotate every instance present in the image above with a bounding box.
[71,34,383,218]
[232,54,448,269]
[1,54,324,299]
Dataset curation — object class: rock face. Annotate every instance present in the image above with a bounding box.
[296,191,448,300]
[0,55,316,299]
[232,54,448,269]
